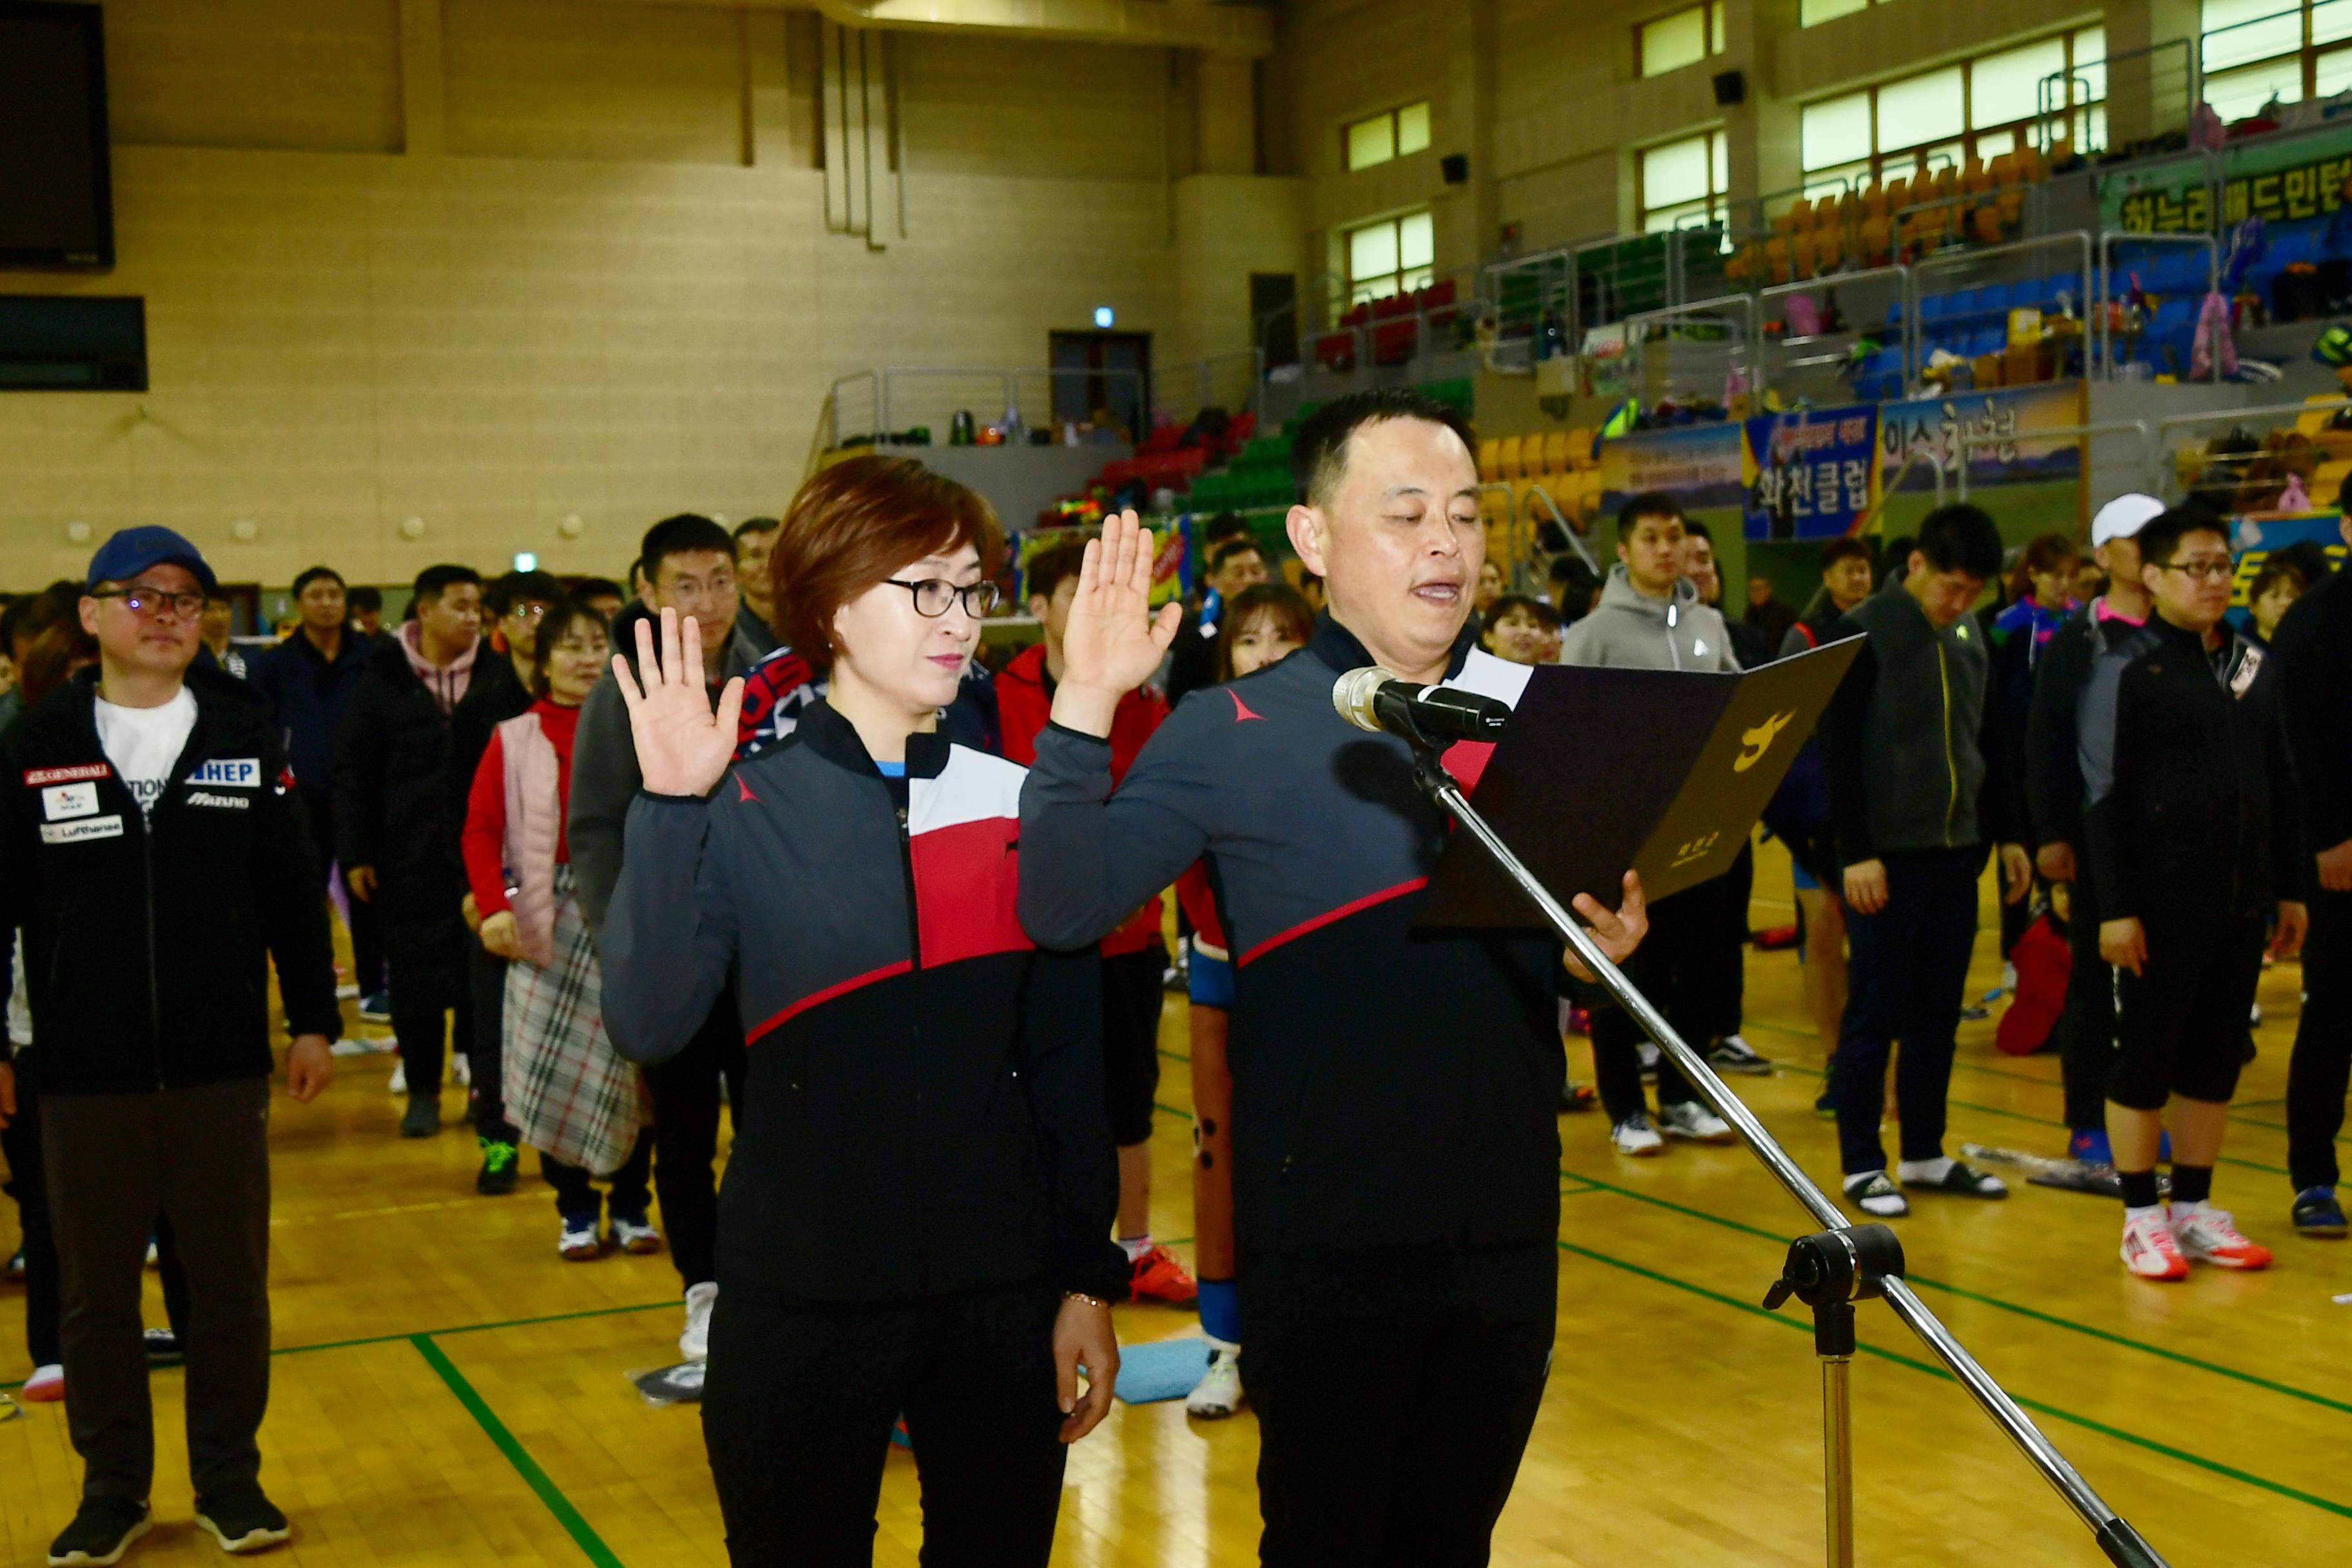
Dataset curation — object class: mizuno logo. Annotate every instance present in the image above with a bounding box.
[1734,710,1797,773]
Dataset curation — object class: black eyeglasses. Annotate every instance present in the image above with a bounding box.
[885,578,1002,619]
[93,585,205,619]
[2156,559,2234,583]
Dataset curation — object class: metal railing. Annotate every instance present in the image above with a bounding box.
[1761,264,1912,395]
[825,369,880,449]
[1523,482,1602,574]
[2154,396,2352,504]
[1905,231,2094,386]
[1149,349,1265,427]
[1953,420,2157,501]
[2094,231,2220,381]
[1852,446,1947,536]
[1624,291,1762,404]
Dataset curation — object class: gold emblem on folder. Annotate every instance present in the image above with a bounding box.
[1734,710,1797,773]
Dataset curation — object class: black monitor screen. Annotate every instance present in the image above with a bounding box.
[0,2,113,269]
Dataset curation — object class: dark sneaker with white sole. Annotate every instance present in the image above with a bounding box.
[195,1485,290,1554]
[1705,1035,1773,1075]
[47,1498,150,1566]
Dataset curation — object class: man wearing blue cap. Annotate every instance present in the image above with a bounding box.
[0,525,340,1564]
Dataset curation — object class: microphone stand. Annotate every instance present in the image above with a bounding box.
[1403,741,2166,1568]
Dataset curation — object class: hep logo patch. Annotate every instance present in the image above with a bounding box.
[188,758,261,789]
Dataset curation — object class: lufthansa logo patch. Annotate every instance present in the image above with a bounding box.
[188,758,262,789]
[186,790,250,810]
[41,782,99,821]
[41,814,124,845]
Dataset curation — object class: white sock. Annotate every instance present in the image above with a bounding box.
[1897,1156,1956,1184]
[2170,1199,2210,1220]
[1843,1170,1885,1192]
[2124,1202,2168,1225]
[1204,1335,1240,1355]
[1119,1234,1153,1264]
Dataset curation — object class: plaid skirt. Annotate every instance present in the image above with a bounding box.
[505,865,649,1175]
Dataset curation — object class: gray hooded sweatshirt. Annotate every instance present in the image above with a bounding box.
[1558,564,1744,673]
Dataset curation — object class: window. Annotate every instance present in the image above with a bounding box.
[2201,1,2352,122]
[1638,3,1725,78]
[1798,24,2108,187]
[1638,129,1729,232]
[1344,101,1432,172]
[1346,210,1434,304]
[1799,0,1877,23]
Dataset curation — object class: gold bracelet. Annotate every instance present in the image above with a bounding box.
[1063,1290,1112,1311]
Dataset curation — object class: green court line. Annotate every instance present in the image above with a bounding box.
[411,1333,626,1567]
[1158,1047,1191,1063]
[1559,1173,1605,1195]
[1932,1054,2349,1148]
[1552,1239,2352,1523]
[1559,1166,2352,1421]
[1154,1100,1197,1123]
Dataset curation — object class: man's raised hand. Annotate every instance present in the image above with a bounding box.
[612,608,744,799]
[1051,509,1182,738]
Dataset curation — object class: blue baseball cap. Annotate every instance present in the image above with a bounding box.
[85,525,218,596]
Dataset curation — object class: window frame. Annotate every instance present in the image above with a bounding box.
[1342,99,1434,173]
[1636,127,1730,233]
[1797,24,2107,187]
[1343,209,1436,306]
[1635,1,1727,79]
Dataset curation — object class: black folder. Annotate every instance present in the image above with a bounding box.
[1418,636,1863,929]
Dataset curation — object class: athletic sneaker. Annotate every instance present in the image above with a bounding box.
[609,1214,663,1255]
[194,1484,290,1554]
[6,1245,23,1282]
[1637,1041,1661,1084]
[358,992,391,1023]
[476,1139,518,1196]
[1814,1088,1838,1121]
[2293,1186,2348,1238]
[398,1097,439,1139]
[1611,1113,1664,1157]
[2249,1001,2264,1028]
[1558,1081,1597,1113]
[680,1281,718,1361]
[1707,1035,1772,1075]
[1186,1344,1244,1419]
[144,1328,183,1365]
[2066,1128,2113,1168]
[1898,1159,2007,1198]
[46,1498,150,1567]
[2170,1203,2271,1270]
[387,1062,407,1095]
[1128,1244,1199,1306]
[22,1363,63,1402]
[558,1216,602,1260]
[2120,1209,2190,1280]
[1659,1101,1736,1144]
[449,1054,471,1090]
[1843,1171,1908,1218]
[144,1235,157,1269]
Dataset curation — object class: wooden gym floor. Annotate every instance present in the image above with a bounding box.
[4,842,2351,1565]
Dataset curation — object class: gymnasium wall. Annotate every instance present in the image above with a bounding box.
[0,0,1299,589]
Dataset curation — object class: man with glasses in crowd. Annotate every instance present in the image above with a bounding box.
[573,514,767,1361]
[0,527,338,1563]
[730,516,782,656]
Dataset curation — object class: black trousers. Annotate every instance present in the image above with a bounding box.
[305,790,381,996]
[43,1077,273,1502]
[1834,848,1978,1175]
[544,1133,652,1222]
[1591,888,1713,1122]
[2288,888,2352,1192]
[2053,875,2117,1133]
[389,943,474,1105]
[1680,843,1753,1043]
[1244,1242,1556,1567]
[467,943,517,1141]
[2,1057,61,1368]
[701,1278,1068,1566]
[645,983,747,1292]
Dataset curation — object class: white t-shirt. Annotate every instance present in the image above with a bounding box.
[94,685,197,819]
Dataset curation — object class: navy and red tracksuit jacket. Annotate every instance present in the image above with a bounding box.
[1020,614,1587,1260]
[995,640,1168,957]
[599,698,1125,1306]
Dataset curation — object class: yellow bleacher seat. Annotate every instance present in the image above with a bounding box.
[1540,430,1569,475]
[1861,182,1891,220]
[1477,437,1502,482]
[1794,232,1820,279]
[1566,427,1596,469]
[1988,152,2019,187]
[1961,157,1990,195]
[1498,434,1525,481]
[2314,457,2351,500]
[1765,235,1792,283]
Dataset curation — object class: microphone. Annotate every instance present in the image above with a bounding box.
[1333,666,1513,745]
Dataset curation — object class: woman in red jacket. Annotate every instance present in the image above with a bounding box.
[461,598,652,1261]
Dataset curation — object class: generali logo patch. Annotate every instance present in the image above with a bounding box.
[24,762,108,787]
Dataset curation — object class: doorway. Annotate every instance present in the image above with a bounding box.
[1048,329,1151,440]
[1251,273,1298,369]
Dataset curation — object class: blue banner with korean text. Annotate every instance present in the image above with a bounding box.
[1742,405,1878,541]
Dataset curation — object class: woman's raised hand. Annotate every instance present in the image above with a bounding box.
[611,607,744,799]
[1051,509,1182,737]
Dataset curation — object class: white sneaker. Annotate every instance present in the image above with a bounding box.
[2170,1202,2273,1269]
[1186,1342,1244,1418]
[1659,1101,1736,1144]
[451,1054,471,1089]
[1637,1041,1661,1084]
[2250,1001,2264,1028]
[1843,1170,1910,1218]
[1705,1035,1772,1075]
[21,1362,63,1402]
[2121,1208,2189,1280]
[388,1062,407,1095]
[1611,1113,1664,1156]
[681,1281,718,1361]
[2001,961,2018,994]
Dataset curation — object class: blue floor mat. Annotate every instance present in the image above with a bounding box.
[1113,1336,1210,1404]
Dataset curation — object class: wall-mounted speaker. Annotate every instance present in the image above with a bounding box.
[1712,70,1745,106]
[1441,153,1469,185]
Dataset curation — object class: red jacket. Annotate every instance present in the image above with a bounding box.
[462,698,580,917]
[996,641,1168,954]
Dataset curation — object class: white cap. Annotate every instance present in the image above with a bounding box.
[2090,493,2164,547]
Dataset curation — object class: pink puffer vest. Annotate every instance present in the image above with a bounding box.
[497,710,562,968]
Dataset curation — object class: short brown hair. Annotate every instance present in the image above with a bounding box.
[772,455,1004,665]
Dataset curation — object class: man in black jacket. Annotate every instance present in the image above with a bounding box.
[335,564,484,1138]
[1816,504,2025,1219]
[2082,508,2306,1278]
[2271,516,2352,1235]
[2024,493,2163,1162]
[1021,389,1647,1564]
[0,527,338,1563]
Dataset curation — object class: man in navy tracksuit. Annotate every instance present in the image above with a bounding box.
[1019,389,1647,1564]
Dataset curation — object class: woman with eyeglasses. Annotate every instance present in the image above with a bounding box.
[597,455,1124,1563]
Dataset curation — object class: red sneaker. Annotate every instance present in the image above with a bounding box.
[2171,1204,2272,1270]
[2119,1210,2189,1281]
[1128,1244,1199,1306]
[21,1364,63,1403]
